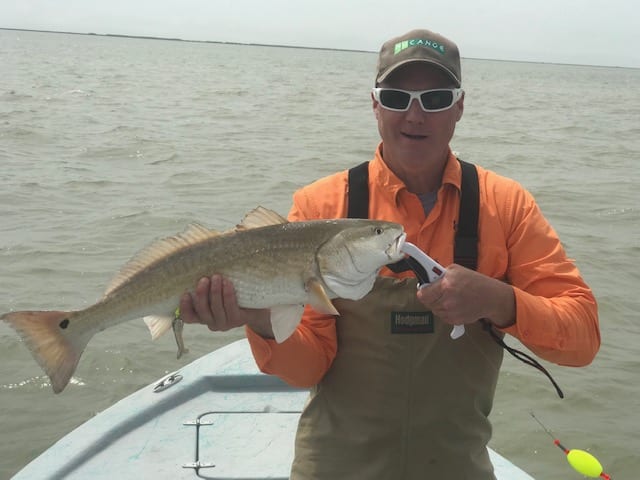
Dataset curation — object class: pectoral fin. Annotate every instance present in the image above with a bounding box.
[306,278,339,316]
[270,305,305,343]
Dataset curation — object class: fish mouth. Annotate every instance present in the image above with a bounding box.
[387,232,407,260]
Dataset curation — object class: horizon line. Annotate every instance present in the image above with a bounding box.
[1,27,636,70]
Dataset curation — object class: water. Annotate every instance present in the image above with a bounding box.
[1,29,638,479]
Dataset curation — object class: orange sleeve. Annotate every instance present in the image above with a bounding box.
[498,184,600,366]
[245,182,341,387]
[245,306,337,387]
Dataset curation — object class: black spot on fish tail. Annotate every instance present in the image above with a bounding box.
[59,319,70,329]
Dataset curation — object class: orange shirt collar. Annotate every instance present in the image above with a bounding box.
[370,143,462,203]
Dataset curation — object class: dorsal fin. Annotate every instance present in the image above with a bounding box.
[104,223,219,296]
[236,206,288,231]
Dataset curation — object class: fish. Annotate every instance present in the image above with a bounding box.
[2,207,406,393]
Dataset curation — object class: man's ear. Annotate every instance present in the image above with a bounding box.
[455,91,465,121]
[372,91,380,119]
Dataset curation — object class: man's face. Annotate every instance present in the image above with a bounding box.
[373,63,464,175]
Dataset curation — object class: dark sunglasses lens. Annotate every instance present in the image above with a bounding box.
[379,90,411,110]
[420,90,454,110]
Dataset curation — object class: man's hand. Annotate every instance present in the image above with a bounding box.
[416,264,516,328]
[179,275,275,338]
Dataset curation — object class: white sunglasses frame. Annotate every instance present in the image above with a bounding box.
[372,87,464,113]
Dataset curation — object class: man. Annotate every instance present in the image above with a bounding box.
[181,28,600,479]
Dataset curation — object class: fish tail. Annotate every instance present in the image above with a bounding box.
[1,310,91,393]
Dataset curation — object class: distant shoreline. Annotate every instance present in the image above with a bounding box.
[1,27,633,69]
[0,27,373,54]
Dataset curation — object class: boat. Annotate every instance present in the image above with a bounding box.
[13,339,535,479]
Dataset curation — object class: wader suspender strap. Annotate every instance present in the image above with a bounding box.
[347,161,370,220]
[347,159,479,272]
[346,159,565,398]
[455,160,479,270]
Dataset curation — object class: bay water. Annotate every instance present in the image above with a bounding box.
[1,29,638,479]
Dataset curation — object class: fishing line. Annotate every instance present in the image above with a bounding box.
[462,328,614,478]
[530,411,613,479]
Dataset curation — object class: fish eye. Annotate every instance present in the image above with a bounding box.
[374,227,383,235]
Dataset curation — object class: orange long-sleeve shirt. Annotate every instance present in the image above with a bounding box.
[246,146,600,387]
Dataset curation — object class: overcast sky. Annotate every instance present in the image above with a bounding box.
[2,0,638,68]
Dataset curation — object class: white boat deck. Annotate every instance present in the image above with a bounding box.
[13,339,535,479]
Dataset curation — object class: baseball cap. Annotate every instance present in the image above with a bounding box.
[375,29,461,87]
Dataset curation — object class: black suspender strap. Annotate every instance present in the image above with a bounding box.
[455,160,479,270]
[347,161,370,219]
[347,159,480,271]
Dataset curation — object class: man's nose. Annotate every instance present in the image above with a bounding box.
[405,97,425,119]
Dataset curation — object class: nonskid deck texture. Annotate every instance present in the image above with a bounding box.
[13,340,535,479]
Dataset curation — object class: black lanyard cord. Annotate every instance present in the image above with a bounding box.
[401,260,565,398]
[480,320,565,399]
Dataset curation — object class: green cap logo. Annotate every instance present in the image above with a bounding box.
[394,38,446,55]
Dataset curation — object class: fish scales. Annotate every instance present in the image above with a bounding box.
[100,221,336,319]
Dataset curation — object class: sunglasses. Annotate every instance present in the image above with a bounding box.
[372,87,464,113]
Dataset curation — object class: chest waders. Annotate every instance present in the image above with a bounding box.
[291,160,503,479]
